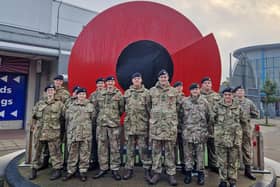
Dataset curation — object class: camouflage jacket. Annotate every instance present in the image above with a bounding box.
[212,99,246,147]
[65,99,95,142]
[96,87,125,127]
[54,86,70,103]
[181,95,210,143]
[89,89,104,115]
[124,85,151,136]
[200,89,221,137]
[64,96,77,109]
[149,82,180,141]
[32,98,64,140]
[236,97,259,131]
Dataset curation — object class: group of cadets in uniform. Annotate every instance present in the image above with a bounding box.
[29,70,259,187]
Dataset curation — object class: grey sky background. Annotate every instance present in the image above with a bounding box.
[63,0,280,81]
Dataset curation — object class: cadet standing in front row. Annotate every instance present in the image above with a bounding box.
[181,83,210,186]
[234,85,259,180]
[148,69,180,186]
[93,76,125,181]
[29,84,64,180]
[63,88,95,182]
[123,72,152,181]
[212,87,246,187]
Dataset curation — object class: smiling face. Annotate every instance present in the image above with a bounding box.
[96,81,105,90]
[132,77,142,87]
[54,79,63,88]
[235,88,245,98]
[77,92,86,100]
[190,87,200,97]
[106,80,115,88]
[223,92,233,104]
[46,88,56,97]
[158,74,169,86]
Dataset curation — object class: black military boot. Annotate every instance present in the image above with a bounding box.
[29,168,37,180]
[80,172,87,182]
[168,175,177,186]
[149,173,160,185]
[62,172,74,181]
[184,170,192,184]
[49,169,61,180]
[197,171,205,185]
[144,168,151,182]
[92,170,107,179]
[244,165,256,180]
[123,169,133,180]
[229,182,236,187]
[112,170,121,181]
[218,181,227,187]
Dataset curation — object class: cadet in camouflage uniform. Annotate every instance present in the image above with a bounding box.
[62,88,95,182]
[234,85,259,180]
[212,87,246,187]
[148,69,180,186]
[181,83,210,185]
[200,77,220,173]
[29,84,64,181]
[93,76,125,181]
[173,81,185,171]
[39,75,70,170]
[89,78,105,170]
[123,72,152,181]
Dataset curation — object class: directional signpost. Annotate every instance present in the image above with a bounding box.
[0,73,27,129]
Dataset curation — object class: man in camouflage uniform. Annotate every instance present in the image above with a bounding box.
[173,81,185,171]
[200,77,220,173]
[148,69,180,186]
[212,87,246,187]
[29,84,64,180]
[123,72,152,181]
[62,88,95,182]
[181,83,210,185]
[93,76,124,181]
[89,78,105,170]
[234,85,259,180]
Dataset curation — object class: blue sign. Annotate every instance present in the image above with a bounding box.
[0,73,27,122]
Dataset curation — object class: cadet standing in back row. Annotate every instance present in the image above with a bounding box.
[200,77,220,173]
[93,76,125,181]
[181,83,210,186]
[123,72,152,181]
[148,69,180,186]
[233,85,259,180]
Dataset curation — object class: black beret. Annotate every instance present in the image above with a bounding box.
[158,69,169,77]
[105,76,115,82]
[131,72,142,79]
[96,77,105,84]
[72,86,81,93]
[76,88,87,94]
[233,85,244,93]
[201,77,211,83]
[173,81,183,88]
[222,87,233,94]
[53,75,64,81]
[189,83,199,90]
[44,84,55,91]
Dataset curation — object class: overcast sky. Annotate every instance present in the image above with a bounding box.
[63,0,280,81]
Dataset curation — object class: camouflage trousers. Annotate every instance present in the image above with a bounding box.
[67,140,91,174]
[207,137,218,168]
[125,134,152,170]
[151,139,176,175]
[241,122,252,165]
[32,138,63,170]
[216,145,239,183]
[97,126,121,171]
[183,141,205,171]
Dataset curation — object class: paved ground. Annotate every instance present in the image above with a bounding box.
[0,129,25,157]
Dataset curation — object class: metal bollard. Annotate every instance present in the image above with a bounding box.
[252,124,264,170]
